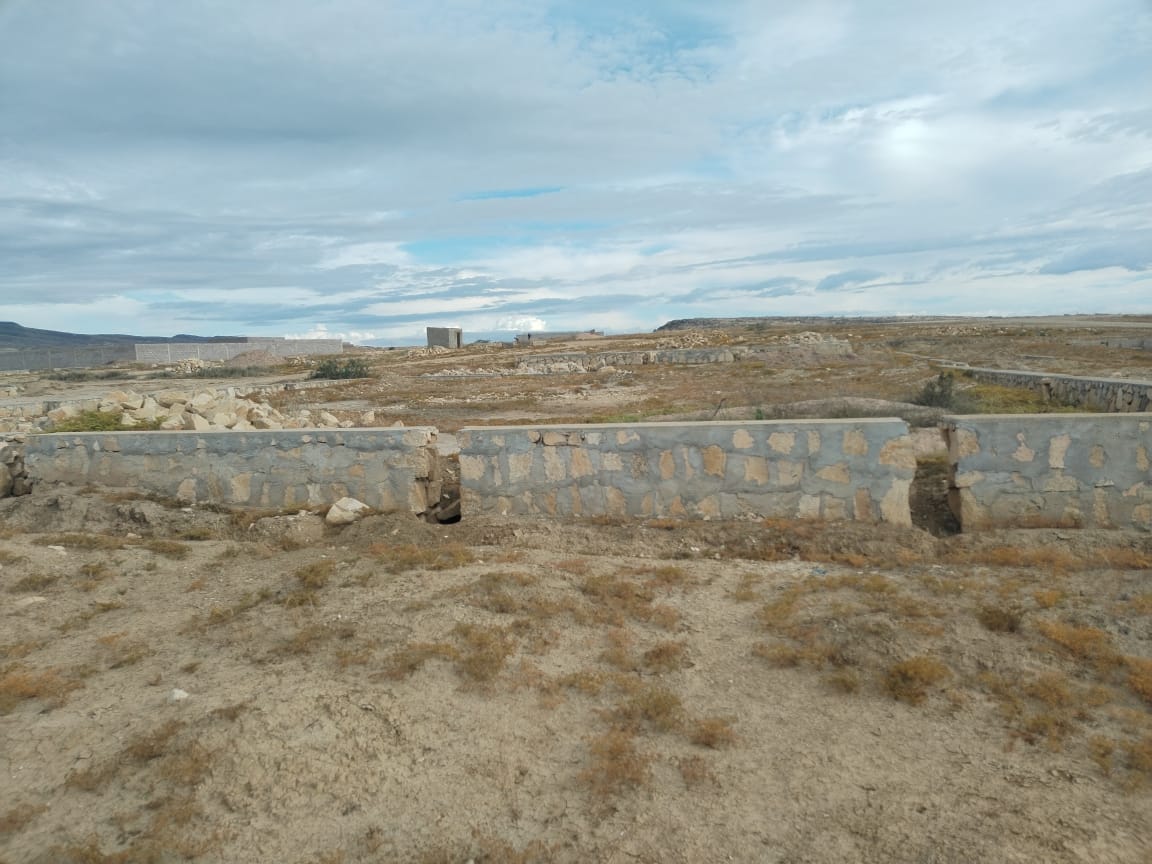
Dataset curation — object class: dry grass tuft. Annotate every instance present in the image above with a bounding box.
[691,716,738,749]
[8,572,58,592]
[824,668,861,694]
[677,754,718,788]
[0,665,82,714]
[884,656,950,705]
[976,604,1022,633]
[370,542,475,574]
[641,640,690,673]
[452,624,517,682]
[580,728,651,796]
[295,559,336,590]
[1126,657,1152,706]
[380,642,459,680]
[0,802,46,835]
[143,539,190,559]
[1035,620,1118,668]
[609,683,684,733]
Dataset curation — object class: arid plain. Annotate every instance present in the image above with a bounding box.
[2,316,1151,863]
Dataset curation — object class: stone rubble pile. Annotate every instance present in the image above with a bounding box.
[42,386,382,433]
[0,436,30,497]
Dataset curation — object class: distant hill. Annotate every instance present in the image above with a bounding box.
[0,321,243,350]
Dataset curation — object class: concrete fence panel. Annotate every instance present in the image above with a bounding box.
[944,414,1152,531]
[458,419,915,524]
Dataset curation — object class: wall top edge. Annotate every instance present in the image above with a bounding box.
[943,413,1149,423]
[28,426,439,438]
[460,418,909,433]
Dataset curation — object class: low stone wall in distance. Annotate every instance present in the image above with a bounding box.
[944,415,1152,531]
[957,367,1152,413]
[24,428,440,513]
[517,348,735,371]
[458,419,915,524]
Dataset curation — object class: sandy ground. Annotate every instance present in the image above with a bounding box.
[2,318,1151,862]
[1,487,1150,864]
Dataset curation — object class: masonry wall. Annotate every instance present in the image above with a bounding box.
[458,419,915,524]
[133,340,344,363]
[959,367,1152,413]
[517,348,735,370]
[24,428,440,513]
[944,414,1152,531]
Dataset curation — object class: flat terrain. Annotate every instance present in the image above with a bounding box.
[1,316,1151,863]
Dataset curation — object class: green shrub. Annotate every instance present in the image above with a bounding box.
[310,358,370,380]
[913,372,957,408]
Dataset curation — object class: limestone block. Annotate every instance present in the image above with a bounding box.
[319,411,341,427]
[768,432,795,454]
[732,429,755,449]
[816,463,850,484]
[1043,474,1080,492]
[878,437,916,470]
[1048,434,1071,469]
[570,448,594,478]
[326,496,370,525]
[702,445,726,477]
[543,448,566,482]
[183,413,213,432]
[880,481,912,526]
[952,470,984,489]
[46,405,80,424]
[854,488,874,521]
[190,392,216,411]
[507,451,534,483]
[1090,445,1106,468]
[776,461,804,488]
[696,496,721,520]
[842,429,869,456]
[744,456,769,485]
[155,389,192,408]
[807,431,821,455]
[799,495,821,518]
[1138,445,1149,472]
[159,415,184,431]
[659,450,675,480]
[601,452,623,471]
[542,431,567,446]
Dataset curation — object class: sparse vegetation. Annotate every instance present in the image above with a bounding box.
[311,357,370,379]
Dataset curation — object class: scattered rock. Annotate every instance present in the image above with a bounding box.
[325,497,370,526]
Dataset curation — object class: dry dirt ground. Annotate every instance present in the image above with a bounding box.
[1,316,1151,863]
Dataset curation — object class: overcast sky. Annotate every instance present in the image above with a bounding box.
[1,1,1150,344]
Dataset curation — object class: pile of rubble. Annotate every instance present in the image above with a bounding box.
[406,346,452,358]
[44,387,381,432]
[655,330,729,349]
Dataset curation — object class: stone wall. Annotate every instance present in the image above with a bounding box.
[458,419,915,524]
[944,414,1152,531]
[517,348,735,371]
[23,428,440,513]
[133,340,344,364]
[955,367,1152,413]
[0,346,137,373]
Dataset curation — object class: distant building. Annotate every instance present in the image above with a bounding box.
[427,327,463,349]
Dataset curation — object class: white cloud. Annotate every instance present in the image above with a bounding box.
[495,316,547,332]
[283,324,376,343]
